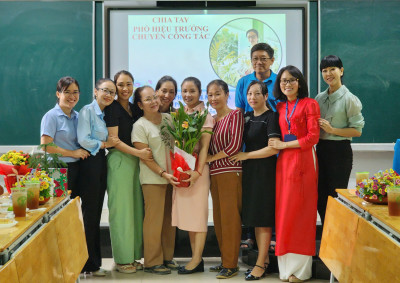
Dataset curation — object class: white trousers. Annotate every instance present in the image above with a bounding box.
[277,253,312,281]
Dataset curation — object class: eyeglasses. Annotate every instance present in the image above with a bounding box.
[251,57,271,63]
[98,88,116,97]
[143,95,159,103]
[62,91,80,97]
[280,78,299,85]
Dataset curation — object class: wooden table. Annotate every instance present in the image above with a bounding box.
[0,197,88,282]
[0,196,69,263]
[320,189,400,283]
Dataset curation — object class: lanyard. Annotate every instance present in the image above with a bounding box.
[285,98,299,134]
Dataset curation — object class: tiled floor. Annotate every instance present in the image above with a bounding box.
[79,257,329,283]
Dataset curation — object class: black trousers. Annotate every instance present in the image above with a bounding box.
[317,140,353,225]
[79,149,107,272]
[67,161,81,199]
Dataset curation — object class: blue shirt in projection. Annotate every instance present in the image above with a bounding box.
[40,104,80,163]
[235,71,278,112]
[77,100,108,156]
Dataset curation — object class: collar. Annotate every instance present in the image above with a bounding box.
[91,100,104,117]
[184,101,205,114]
[322,85,348,104]
[251,70,277,85]
[54,104,78,119]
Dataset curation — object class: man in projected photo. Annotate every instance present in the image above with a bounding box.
[246,29,259,47]
[236,43,278,113]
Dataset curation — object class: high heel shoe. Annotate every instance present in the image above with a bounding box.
[177,259,204,275]
[245,264,266,281]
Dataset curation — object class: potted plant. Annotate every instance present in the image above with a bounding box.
[161,102,212,187]
[28,143,69,197]
[356,169,400,204]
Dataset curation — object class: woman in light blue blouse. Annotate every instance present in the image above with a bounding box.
[77,78,119,276]
[315,55,365,224]
[40,77,89,199]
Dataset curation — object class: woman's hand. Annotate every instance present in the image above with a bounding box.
[181,170,201,188]
[162,172,180,186]
[105,136,120,148]
[71,149,90,160]
[229,152,247,163]
[138,148,153,161]
[319,118,334,134]
[206,154,214,163]
[268,139,287,150]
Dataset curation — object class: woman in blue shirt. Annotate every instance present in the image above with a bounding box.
[315,55,365,224]
[77,78,119,276]
[41,77,90,198]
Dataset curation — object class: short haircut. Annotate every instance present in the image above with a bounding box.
[246,80,272,109]
[251,43,274,59]
[56,76,80,103]
[320,55,343,71]
[273,65,309,101]
[246,29,259,37]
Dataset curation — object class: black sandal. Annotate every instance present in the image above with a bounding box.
[245,264,266,281]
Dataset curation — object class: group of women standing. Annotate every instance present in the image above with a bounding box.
[40,54,364,282]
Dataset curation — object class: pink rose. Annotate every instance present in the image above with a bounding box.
[372,195,378,200]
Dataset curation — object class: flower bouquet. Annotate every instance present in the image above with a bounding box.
[161,102,212,187]
[356,168,400,204]
[0,150,31,193]
[19,170,55,205]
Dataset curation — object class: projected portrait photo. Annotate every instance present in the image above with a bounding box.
[209,18,282,87]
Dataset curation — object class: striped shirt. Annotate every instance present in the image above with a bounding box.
[209,110,244,175]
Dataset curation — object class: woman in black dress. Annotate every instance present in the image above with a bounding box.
[230,81,281,280]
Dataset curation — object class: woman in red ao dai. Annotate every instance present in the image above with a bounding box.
[268,66,320,283]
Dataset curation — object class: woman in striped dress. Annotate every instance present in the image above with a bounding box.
[206,79,244,279]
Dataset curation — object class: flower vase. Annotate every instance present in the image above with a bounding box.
[39,197,50,205]
[363,195,388,205]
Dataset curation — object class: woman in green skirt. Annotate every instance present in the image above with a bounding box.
[104,70,153,273]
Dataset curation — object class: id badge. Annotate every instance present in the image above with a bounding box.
[284,134,297,142]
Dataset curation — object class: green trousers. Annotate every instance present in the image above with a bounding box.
[107,149,144,264]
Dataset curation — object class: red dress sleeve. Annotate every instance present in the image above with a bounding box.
[298,98,320,149]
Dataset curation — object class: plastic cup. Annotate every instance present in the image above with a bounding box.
[388,186,400,216]
[356,172,369,185]
[11,187,27,217]
[25,181,40,209]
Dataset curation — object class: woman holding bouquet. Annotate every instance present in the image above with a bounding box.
[104,70,153,273]
[40,76,90,199]
[131,86,180,275]
[77,78,120,276]
[315,55,365,224]
[171,77,214,274]
[268,66,320,283]
[230,81,281,280]
[206,79,244,279]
